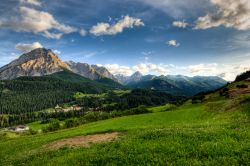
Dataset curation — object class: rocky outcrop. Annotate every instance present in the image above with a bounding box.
[0,48,70,80]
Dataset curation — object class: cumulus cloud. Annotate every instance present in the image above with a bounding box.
[104,64,134,76]
[90,15,144,36]
[80,29,87,36]
[172,21,188,28]
[167,40,180,47]
[133,63,170,75]
[195,0,250,30]
[0,6,77,39]
[19,0,41,6]
[188,63,218,74]
[187,63,250,81]
[101,61,250,81]
[53,50,61,55]
[101,63,170,76]
[15,42,43,52]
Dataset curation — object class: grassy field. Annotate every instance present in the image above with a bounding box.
[0,82,249,165]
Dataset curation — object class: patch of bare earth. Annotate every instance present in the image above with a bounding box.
[229,88,250,97]
[45,132,120,150]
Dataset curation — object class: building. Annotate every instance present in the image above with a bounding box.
[8,125,29,132]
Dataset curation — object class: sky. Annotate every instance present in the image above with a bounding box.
[0,0,250,81]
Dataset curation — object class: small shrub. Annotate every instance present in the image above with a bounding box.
[192,95,205,104]
[131,105,152,114]
[236,84,248,89]
[64,118,80,128]
[46,119,61,132]
[28,129,38,135]
[219,88,229,97]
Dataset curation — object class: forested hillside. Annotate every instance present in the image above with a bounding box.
[0,71,107,115]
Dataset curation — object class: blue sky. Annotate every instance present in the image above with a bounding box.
[0,0,250,80]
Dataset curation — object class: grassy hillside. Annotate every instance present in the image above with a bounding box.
[0,81,249,165]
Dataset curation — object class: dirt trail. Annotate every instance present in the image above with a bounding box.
[46,132,120,149]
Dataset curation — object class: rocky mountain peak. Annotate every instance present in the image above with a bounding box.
[129,71,143,82]
[0,48,70,80]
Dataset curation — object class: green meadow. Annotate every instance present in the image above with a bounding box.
[0,91,249,166]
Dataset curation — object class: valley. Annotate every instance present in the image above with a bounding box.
[0,78,249,165]
[1,0,250,165]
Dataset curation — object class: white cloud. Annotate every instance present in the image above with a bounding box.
[0,7,77,39]
[133,63,170,75]
[101,61,250,81]
[188,63,218,74]
[104,64,134,76]
[43,31,63,39]
[80,29,87,36]
[195,0,250,30]
[90,15,144,36]
[53,50,61,55]
[15,42,43,52]
[101,63,170,76]
[19,0,41,6]
[172,21,188,28]
[167,40,180,47]
[187,63,250,81]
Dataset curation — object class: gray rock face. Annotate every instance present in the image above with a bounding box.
[66,61,102,80]
[91,65,117,81]
[0,48,70,80]
[0,48,118,81]
[115,71,143,84]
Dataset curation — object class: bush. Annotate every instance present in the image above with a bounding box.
[28,128,38,135]
[84,111,110,122]
[64,118,80,128]
[236,84,248,89]
[192,95,205,104]
[235,70,250,82]
[219,88,229,97]
[131,105,152,114]
[46,119,61,132]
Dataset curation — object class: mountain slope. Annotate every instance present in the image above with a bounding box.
[66,61,102,80]
[1,73,249,165]
[0,48,70,80]
[127,75,227,96]
[91,65,117,81]
[51,70,123,89]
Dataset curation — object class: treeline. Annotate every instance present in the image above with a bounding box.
[44,106,152,132]
[0,109,87,127]
[0,76,105,114]
[76,89,186,111]
[0,105,151,128]
[235,70,250,82]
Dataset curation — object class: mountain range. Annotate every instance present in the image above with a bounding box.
[0,48,227,96]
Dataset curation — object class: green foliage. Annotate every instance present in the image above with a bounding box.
[235,70,250,82]
[130,105,151,114]
[28,128,38,135]
[219,88,229,97]
[0,101,249,165]
[236,84,248,89]
[45,119,61,132]
[1,78,250,165]
[64,119,80,128]
[192,95,205,104]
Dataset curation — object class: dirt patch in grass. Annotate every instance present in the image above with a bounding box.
[229,88,250,97]
[45,132,120,149]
